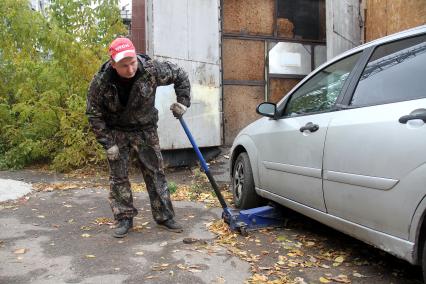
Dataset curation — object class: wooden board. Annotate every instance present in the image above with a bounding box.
[132,0,146,52]
[365,0,426,42]
[269,78,300,103]
[223,0,274,35]
[386,0,426,35]
[223,39,265,81]
[223,85,264,144]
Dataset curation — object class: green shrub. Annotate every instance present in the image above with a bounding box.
[0,0,126,171]
[168,181,178,194]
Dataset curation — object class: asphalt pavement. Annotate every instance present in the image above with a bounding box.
[0,188,250,284]
[0,148,424,283]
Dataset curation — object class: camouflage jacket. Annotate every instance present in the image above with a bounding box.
[86,54,191,149]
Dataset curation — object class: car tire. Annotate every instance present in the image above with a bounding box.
[422,240,426,282]
[232,152,263,209]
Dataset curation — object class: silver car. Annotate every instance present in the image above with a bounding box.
[230,25,426,277]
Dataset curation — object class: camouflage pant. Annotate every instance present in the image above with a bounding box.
[107,127,174,223]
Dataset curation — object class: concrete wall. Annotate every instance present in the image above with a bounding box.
[146,0,222,149]
[326,0,362,60]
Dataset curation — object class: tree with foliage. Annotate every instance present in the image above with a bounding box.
[0,0,127,171]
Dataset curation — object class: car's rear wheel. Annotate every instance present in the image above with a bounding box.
[232,152,262,209]
[422,239,426,282]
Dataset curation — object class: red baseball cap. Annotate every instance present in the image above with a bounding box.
[108,37,136,63]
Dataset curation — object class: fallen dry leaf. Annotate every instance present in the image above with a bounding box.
[132,225,144,232]
[151,263,170,271]
[93,217,114,226]
[213,276,225,283]
[33,182,79,192]
[249,273,268,282]
[131,183,146,192]
[319,277,331,283]
[294,277,308,284]
[135,251,144,256]
[177,264,187,270]
[14,248,27,254]
[85,255,96,258]
[329,274,351,283]
[81,233,91,238]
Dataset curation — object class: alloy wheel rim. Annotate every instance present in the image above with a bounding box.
[234,161,245,201]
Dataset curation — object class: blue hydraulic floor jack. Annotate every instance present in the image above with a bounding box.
[179,117,284,235]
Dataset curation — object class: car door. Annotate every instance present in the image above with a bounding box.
[323,34,426,239]
[253,51,362,211]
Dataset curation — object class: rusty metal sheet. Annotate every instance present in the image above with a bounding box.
[223,39,265,81]
[223,0,274,35]
[268,78,300,104]
[223,85,264,144]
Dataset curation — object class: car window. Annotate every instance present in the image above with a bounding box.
[351,35,426,106]
[283,52,361,116]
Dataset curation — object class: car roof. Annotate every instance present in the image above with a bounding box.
[277,24,426,105]
[332,24,426,63]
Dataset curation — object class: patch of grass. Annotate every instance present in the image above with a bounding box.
[193,168,203,178]
[168,181,178,194]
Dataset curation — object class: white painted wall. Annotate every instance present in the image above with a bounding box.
[326,0,363,60]
[146,0,221,149]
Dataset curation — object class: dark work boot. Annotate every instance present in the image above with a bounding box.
[157,219,183,233]
[113,218,133,238]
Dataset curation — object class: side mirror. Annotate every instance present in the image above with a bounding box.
[256,102,277,119]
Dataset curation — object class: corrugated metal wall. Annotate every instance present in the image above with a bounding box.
[364,0,426,42]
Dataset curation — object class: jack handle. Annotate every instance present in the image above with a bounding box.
[178,117,228,210]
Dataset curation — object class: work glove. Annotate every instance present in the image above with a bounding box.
[106,145,119,161]
[170,102,187,119]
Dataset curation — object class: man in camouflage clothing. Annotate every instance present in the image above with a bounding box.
[86,37,190,238]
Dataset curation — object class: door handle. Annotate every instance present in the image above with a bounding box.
[300,122,319,133]
[399,108,426,124]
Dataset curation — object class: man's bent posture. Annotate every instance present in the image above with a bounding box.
[86,38,190,238]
